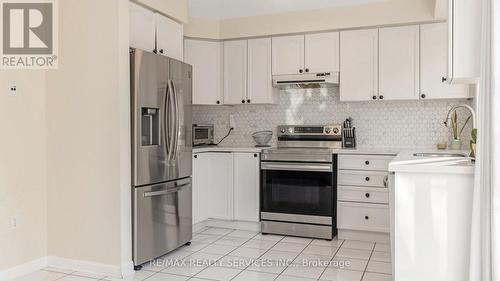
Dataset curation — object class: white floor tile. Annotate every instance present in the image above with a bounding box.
[192,234,222,244]
[195,265,242,281]
[373,243,391,253]
[215,255,255,270]
[311,238,344,248]
[226,230,259,239]
[213,236,249,247]
[184,252,223,266]
[201,227,234,236]
[229,247,268,259]
[292,253,332,265]
[58,276,96,281]
[303,245,338,256]
[336,248,372,260]
[275,275,317,281]
[259,250,299,263]
[281,236,313,245]
[144,272,189,281]
[370,251,391,263]
[199,244,238,255]
[362,272,392,281]
[13,270,66,281]
[319,268,364,281]
[71,271,106,279]
[181,241,210,252]
[103,270,155,281]
[282,263,327,279]
[232,270,278,281]
[366,261,391,274]
[246,263,287,275]
[252,233,285,242]
[160,263,207,277]
[242,239,277,250]
[342,240,375,251]
[271,242,307,253]
[330,257,368,272]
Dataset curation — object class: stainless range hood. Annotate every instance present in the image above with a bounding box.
[272,72,339,89]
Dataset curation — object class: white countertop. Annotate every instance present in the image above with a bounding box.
[192,145,267,153]
[192,145,400,155]
[388,150,475,174]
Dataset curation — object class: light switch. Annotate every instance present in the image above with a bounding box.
[8,83,17,96]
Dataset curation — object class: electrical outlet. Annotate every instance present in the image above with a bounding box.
[11,216,17,229]
[8,83,17,96]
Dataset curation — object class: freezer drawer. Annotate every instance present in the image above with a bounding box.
[133,177,192,266]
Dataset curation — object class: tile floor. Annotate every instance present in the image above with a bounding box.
[14,227,392,281]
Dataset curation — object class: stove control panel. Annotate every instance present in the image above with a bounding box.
[277,125,342,136]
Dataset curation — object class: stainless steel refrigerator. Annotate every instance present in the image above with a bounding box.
[130,48,193,267]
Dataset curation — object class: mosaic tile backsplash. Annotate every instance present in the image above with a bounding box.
[193,88,473,149]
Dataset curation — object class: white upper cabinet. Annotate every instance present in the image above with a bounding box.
[223,40,248,105]
[305,32,339,73]
[184,39,223,105]
[420,23,470,99]
[155,14,183,61]
[233,153,260,222]
[379,25,420,100]
[272,35,305,75]
[247,38,277,104]
[129,2,155,52]
[446,0,481,83]
[340,29,379,101]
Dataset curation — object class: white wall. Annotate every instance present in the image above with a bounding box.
[133,0,188,23]
[185,0,441,39]
[0,71,47,270]
[46,0,130,268]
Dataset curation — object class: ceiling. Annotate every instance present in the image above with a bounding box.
[188,0,389,20]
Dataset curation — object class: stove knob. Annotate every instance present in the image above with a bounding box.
[333,128,339,134]
[288,128,294,133]
[280,128,286,133]
[325,128,332,134]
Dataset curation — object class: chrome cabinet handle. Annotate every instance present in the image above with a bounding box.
[143,183,190,197]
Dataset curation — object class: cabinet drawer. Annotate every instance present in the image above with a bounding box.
[337,202,389,233]
[338,170,388,187]
[338,186,388,204]
[338,154,394,171]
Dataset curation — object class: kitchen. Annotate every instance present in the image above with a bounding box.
[1,0,498,281]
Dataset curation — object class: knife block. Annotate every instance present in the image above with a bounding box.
[342,127,356,148]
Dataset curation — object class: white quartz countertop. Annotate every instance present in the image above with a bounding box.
[192,145,400,155]
[388,150,475,174]
[192,145,267,153]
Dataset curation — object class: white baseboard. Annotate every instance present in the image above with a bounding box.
[194,219,261,233]
[46,256,123,279]
[338,229,390,243]
[0,257,47,281]
[0,257,134,281]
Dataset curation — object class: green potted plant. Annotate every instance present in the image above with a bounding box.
[470,128,477,158]
[449,111,472,150]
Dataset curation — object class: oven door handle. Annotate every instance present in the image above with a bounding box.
[261,162,332,172]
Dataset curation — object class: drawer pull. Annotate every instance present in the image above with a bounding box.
[365,177,370,181]
[365,215,369,220]
[365,193,370,198]
[365,160,370,165]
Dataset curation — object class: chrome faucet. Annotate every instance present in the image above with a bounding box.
[443,104,476,129]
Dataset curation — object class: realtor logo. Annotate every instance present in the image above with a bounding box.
[1,0,58,69]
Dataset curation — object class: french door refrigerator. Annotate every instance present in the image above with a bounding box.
[130,48,193,267]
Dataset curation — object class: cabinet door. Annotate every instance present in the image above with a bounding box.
[305,32,339,73]
[272,35,305,75]
[233,153,260,222]
[192,153,210,224]
[339,29,378,101]
[155,14,183,61]
[184,39,223,105]
[247,38,276,104]
[420,23,469,99]
[207,153,233,220]
[379,25,420,100]
[129,2,155,52]
[223,40,248,105]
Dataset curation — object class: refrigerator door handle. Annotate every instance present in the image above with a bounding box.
[162,82,170,157]
[171,80,180,161]
[143,183,190,197]
[167,79,176,163]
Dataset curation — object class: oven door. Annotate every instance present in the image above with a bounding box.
[261,161,334,219]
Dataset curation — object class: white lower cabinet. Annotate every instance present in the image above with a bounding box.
[233,153,260,222]
[192,151,260,225]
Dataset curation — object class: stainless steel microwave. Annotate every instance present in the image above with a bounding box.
[192,124,214,146]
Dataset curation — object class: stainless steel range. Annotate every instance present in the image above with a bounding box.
[260,124,342,240]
